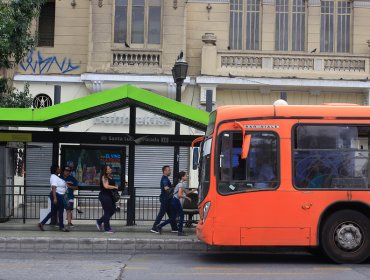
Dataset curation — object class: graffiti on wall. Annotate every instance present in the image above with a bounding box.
[20,50,80,74]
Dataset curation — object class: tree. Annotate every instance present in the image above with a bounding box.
[0,0,46,108]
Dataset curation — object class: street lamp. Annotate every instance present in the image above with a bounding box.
[172,59,188,177]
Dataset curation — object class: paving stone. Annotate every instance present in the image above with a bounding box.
[34,237,50,252]
[5,237,21,252]
[63,238,79,253]
[150,239,165,250]
[20,238,36,251]
[135,238,151,251]
[163,239,178,250]
[92,238,107,253]
[178,239,198,251]
[107,238,123,253]
[49,238,65,252]
[0,238,6,251]
[78,238,94,253]
[121,238,135,252]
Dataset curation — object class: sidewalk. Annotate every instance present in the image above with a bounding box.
[0,219,208,254]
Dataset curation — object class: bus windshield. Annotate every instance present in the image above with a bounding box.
[217,131,279,194]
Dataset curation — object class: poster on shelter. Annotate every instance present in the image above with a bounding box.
[61,146,125,188]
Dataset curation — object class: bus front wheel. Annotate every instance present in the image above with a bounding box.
[321,210,370,264]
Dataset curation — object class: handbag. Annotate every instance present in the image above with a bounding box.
[111,189,120,202]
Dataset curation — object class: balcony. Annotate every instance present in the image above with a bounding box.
[201,41,370,80]
[111,49,162,74]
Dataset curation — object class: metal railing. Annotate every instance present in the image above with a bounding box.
[0,186,199,225]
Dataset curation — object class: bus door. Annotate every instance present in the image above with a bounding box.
[216,129,311,246]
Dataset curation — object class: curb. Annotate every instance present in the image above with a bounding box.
[0,237,208,254]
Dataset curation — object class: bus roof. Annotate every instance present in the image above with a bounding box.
[215,104,370,121]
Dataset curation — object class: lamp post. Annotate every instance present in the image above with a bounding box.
[172,59,188,177]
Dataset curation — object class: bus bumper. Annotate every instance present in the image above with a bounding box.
[196,222,213,245]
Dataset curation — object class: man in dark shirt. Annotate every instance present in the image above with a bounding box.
[60,166,78,227]
[151,165,178,233]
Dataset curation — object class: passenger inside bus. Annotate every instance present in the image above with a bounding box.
[303,161,327,188]
[253,157,276,188]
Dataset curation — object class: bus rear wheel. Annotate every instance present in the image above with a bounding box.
[321,210,370,264]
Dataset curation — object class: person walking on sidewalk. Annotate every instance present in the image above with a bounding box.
[151,165,177,234]
[96,165,119,233]
[157,171,194,236]
[38,165,69,232]
[60,166,78,228]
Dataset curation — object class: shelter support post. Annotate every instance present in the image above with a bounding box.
[126,106,136,226]
[51,86,61,225]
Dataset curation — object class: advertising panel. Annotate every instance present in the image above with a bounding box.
[61,145,125,190]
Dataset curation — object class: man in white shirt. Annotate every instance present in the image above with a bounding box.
[38,165,70,232]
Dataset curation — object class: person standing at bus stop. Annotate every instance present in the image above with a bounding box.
[60,166,78,228]
[96,165,119,233]
[38,165,69,232]
[151,165,178,233]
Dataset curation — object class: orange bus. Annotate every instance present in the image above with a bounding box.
[195,103,370,263]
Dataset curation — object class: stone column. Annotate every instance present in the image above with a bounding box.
[261,0,275,51]
[201,33,217,76]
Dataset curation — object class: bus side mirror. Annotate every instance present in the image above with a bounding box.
[192,147,199,170]
[241,134,251,159]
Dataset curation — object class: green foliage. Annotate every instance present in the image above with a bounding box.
[0,0,46,69]
[0,0,46,107]
[0,82,33,108]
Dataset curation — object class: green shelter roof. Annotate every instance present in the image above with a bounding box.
[0,85,209,130]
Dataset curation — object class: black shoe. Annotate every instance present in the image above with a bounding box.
[37,223,44,231]
[68,223,75,228]
[77,209,83,214]
[178,231,187,236]
[59,228,70,232]
[150,226,162,234]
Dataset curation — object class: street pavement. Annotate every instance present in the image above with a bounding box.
[0,219,204,254]
[0,252,369,280]
[0,220,317,255]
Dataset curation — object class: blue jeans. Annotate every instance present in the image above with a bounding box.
[41,192,65,229]
[158,198,184,232]
[153,198,177,231]
[97,192,116,231]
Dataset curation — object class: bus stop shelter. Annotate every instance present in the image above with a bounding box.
[0,85,209,225]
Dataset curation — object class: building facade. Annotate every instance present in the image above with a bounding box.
[11,0,370,189]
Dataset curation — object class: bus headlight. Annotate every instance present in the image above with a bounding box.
[203,201,211,223]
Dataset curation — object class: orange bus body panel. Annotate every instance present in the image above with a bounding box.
[197,104,370,247]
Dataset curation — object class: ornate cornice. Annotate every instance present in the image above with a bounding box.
[186,0,228,3]
[308,0,321,7]
[262,0,275,5]
[354,1,370,8]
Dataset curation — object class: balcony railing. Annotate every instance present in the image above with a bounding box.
[208,50,370,78]
[112,49,162,67]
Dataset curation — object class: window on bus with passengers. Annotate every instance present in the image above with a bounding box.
[218,131,279,194]
[293,125,370,189]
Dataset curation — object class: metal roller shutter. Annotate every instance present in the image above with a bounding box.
[25,142,52,195]
[179,146,190,174]
[133,146,189,197]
